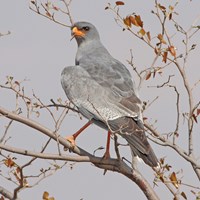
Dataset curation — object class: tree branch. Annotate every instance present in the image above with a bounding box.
[0,106,159,200]
[0,186,21,200]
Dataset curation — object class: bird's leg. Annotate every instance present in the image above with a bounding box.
[103,131,111,159]
[66,120,92,147]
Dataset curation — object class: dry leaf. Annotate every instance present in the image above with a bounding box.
[43,191,49,200]
[157,34,167,44]
[154,47,159,55]
[139,28,146,36]
[4,158,15,168]
[170,172,179,188]
[168,46,176,57]
[129,16,139,27]
[135,15,143,27]
[123,16,131,27]
[159,175,165,183]
[14,81,20,86]
[162,51,168,63]
[115,1,125,6]
[145,72,151,80]
[147,31,151,41]
[181,192,187,199]
[158,3,166,11]
[31,0,36,4]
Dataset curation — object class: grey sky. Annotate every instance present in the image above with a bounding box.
[1,0,200,199]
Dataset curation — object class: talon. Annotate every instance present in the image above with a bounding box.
[66,135,76,147]
[102,151,110,160]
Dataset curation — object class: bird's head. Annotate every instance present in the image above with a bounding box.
[71,22,100,46]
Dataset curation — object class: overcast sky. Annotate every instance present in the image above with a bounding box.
[1,0,200,199]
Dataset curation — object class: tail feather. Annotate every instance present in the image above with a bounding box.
[122,134,158,167]
[108,117,159,167]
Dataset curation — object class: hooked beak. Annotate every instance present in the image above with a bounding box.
[71,27,85,41]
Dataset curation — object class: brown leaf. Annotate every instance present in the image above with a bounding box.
[168,46,176,57]
[31,0,35,4]
[43,191,49,200]
[14,81,20,86]
[169,5,174,11]
[158,3,166,11]
[147,31,151,41]
[192,114,198,123]
[135,15,143,27]
[157,34,167,44]
[181,192,187,199]
[154,47,159,55]
[4,158,15,168]
[42,194,55,200]
[115,1,125,5]
[145,72,151,80]
[138,28,146,36]
[170,172,179,188]
[197,109,200,116]
[159,175,165,183]
[123,16,131,27]
[129,16,139,27]
[162,51,168,63]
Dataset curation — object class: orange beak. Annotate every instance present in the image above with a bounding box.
[72,27,85,37]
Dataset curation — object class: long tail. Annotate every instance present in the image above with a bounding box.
[108,117,159,167]
[122,134,158,167]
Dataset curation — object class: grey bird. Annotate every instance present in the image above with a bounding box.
[61,21,159,167]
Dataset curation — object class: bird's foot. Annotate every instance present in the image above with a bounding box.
[65,135,76,149]
[102,151,110,175]
[102,150,110,160]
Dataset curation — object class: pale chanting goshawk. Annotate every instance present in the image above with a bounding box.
[61,21,158,167]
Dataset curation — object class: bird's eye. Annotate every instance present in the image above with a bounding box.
[82,26,90,31]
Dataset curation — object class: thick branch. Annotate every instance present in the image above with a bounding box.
[0,106,159,200]
[0,186,21,200]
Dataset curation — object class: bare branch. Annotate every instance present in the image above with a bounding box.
[0,186,21,200]
[29,0,71,28]
[62,0,74,25]
[0,106,160,200]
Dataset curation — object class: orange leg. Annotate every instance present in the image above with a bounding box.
[103,131,111,159]
[66,120,92,147]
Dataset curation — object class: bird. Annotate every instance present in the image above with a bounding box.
[61,21,159,168]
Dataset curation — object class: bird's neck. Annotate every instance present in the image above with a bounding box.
[76,40,110,65]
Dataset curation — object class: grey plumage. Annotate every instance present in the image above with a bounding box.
[61,21,158,167]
